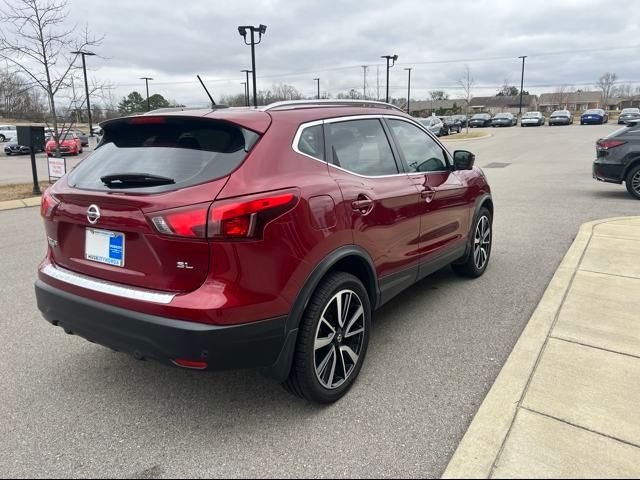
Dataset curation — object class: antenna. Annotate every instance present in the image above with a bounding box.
[197,75,216,107]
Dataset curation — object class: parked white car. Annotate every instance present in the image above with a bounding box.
[0,125,17,142]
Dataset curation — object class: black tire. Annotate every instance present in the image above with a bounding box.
[0,134,5,142]
[452,207,493,278]
[625,164,640,200]
[283,271,371,404]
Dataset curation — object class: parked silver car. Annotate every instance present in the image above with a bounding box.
[549,110,573,126]
[74,130,89,146]
[521,111,545,127]
[618,108,640,125]
[0,124,17,142]
[417,116,445,136]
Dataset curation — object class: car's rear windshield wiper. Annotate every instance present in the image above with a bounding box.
[100,173,176,188]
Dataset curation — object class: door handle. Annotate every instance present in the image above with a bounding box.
[420,187,436,203]
[352,195,374,215]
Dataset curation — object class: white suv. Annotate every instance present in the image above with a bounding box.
[0,125,17,142]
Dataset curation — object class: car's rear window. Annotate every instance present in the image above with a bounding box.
[472,114,490,119]
[68,117,260,193]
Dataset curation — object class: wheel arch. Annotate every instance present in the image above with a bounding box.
[261,245,379,382]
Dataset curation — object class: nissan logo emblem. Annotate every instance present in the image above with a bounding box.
[87,205,101,225]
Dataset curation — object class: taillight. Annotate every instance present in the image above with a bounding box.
[128,116,165,125]
[149,203,210,238]
[209,191,298,239]
[40,189,58,218]
[597,140,626,150]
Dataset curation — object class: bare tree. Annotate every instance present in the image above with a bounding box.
[551,84,574,111]
[595,72,618,109]
[0,0,102,152]
[457,65,475,134]
[614,83,634,98]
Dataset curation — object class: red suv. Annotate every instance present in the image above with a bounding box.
[35,101,493,403]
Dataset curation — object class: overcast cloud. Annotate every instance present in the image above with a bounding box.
[58,0,640,106]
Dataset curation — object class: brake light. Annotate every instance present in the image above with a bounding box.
[129,116,165,125]
[150,203,210,238]
[209,192,297,239]
[172,359,208,370]
[597,140,626,150]
[40,189,58,218]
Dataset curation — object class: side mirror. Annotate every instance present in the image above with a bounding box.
[453,150,475,170]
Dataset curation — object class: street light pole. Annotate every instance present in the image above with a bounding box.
[362,66,368,99]
[404,68,412,114]
[238,25,267,108]
[241,69,252,106]
[381,54,398,103]
[518,55,527,119]
[314,78,320,99]
[140,77,153,111]
[71,50,96,136]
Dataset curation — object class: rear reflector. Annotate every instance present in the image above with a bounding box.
[172,359,208,370]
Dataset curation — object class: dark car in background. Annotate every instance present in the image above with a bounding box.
[521,111,545,127]
[618,108,640,125]
[439,116,462,135]
[74,130,89,147]
[491,113,517,127]
[469,113,492,128]
[4,139,45,155]
[453,115,468,128]
[593,119,640,199]
[581,109,608,125]
[549,110,573,126]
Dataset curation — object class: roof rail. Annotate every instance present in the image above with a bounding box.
[262,99,405,113]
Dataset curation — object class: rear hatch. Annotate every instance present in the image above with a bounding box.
[45,114,265,293]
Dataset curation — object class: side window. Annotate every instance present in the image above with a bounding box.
[297,124,324,160]
[326,119,398,176]
[387,119,448,173]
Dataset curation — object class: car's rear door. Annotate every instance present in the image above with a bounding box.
[324,117,422,294]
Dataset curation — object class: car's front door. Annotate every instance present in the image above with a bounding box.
[385,118,472,278]
[324,117,423,298]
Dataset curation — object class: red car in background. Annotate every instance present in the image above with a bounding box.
[45,132,83,156]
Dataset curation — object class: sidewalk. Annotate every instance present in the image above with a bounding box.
[443,216,640,478]
[0,196,41,211]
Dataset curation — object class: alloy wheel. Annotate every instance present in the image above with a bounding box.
[473,215,491,270]
[314,289,366,390]
[632,170,640,195]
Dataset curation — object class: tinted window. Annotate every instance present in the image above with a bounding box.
[388,119,448,173]
[326,119,398,176]
[69,118,260,193]
[297,124,324,160]
[472,114,490,120]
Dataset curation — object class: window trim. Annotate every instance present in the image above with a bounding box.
[291,114,453,179]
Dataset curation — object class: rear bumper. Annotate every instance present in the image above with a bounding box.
[35,280,289,371]
[593,160,624,184]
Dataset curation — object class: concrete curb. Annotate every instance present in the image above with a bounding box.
[0,196,41,212]
[442,217,635,479]
[441,132,492,142]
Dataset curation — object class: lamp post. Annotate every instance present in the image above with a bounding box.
[362,65,368,99]
[381,55,398,103]
[241,69,252,106]
[518,55,527,119]
[404,68,412,114]
[140,77,153,111]
[238,25,267,108]
[241,82,247,105]
[314,78,320,99]
[71,50,96,136]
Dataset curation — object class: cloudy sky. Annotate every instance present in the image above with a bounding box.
[58,0,640,106]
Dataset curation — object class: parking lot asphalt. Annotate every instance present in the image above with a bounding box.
[1,124,638,478]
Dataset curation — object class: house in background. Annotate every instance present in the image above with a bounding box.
[468,95,538,115]
[409,99,465,117]
[538,91,603,112]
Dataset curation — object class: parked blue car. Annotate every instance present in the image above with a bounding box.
[581,109,609,125]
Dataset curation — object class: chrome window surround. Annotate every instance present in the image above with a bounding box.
[292,114,452,178]
[42,264,176,304]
